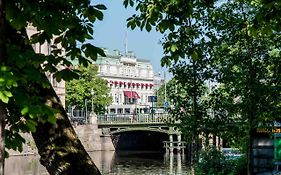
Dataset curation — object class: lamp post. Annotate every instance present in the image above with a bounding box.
[91,88,94,114]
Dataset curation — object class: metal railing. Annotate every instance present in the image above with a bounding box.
[67,108,170,125]
[97,113,169,124]
[163,141,186,153]
[67,108,90,125]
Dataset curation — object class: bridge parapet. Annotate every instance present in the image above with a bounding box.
[97,113,169,125]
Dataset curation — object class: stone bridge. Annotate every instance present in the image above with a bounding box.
[72,113,185,153]
[97,113,184,153]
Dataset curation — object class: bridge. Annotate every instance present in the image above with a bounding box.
[69,111,185,153]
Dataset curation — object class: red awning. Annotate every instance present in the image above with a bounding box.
[136,83,140,86]
[149,84,154,87]
[114,81,118,84]
[119,81,123,84]
[132,83,135,86]
[141,83,145,86]
[124,91,140,98]
[127,82,131,86]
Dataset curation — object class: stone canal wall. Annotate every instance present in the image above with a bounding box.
[8,120,115,156]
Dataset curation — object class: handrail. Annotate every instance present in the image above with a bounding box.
[97,113,169,124]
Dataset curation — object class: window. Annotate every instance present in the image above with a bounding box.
[119,94,122,104]
[115,94,118,103]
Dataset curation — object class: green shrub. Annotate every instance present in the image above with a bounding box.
[232,155,247,175]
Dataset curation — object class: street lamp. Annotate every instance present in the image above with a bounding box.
[91,88,94,113]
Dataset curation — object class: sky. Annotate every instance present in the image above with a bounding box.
[91,0,170,79]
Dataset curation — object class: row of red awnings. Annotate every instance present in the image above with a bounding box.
[123,91,140,99]
[107,80,154,87]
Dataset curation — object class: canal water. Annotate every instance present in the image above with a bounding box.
[5,151,191,175]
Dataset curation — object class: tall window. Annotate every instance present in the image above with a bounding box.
[115,94,118,103]
[119,94,122,104]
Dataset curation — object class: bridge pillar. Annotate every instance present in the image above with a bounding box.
[169,134,173,153]
[89,113,97,124]
[177,134,184,154]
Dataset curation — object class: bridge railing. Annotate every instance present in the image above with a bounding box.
[97,113,169,124]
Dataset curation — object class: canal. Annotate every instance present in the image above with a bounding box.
[5,151,191,175]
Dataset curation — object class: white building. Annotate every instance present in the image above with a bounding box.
[96,50,155,114]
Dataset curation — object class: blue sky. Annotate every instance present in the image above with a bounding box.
[91,0,170,78]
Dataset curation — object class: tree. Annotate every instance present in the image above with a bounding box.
[1,0,108,174]
[66,64,112,114]
[208,2,281,174]
[125,0,215,163]
[125,0,281,174]
[155,78,175,108]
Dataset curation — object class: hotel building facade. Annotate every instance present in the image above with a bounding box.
[96,50,156,114]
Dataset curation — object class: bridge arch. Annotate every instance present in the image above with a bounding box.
[107,127,180,152]
[109,127,172,135]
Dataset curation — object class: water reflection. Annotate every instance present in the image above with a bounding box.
[5,155,48,175]
[163,152,186,175]
[5,151,190,175]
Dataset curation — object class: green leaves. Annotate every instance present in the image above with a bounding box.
[94,4,107,10]
[82,43,106,62]
[191,51,198,60]
[5,2,28,30]
[123,0,134,8]
[66,64,112,113]
[170,44,178,52]
[21,106,29,115]
[85,6,104,21]
[0,91,12,103]
[5,131,25,152]
[25,120,37,133]
[54,68,79,82]
[145,22,152,32]
[3,0,109,157]
[157,20,175,33]
[269,48,280,58]
[0,66,17,103]
[128,1,281,157]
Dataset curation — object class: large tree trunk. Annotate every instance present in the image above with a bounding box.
[32,76,102,175]
[3,5,101,174]
[0,0,6,174]
[0,104,5,175]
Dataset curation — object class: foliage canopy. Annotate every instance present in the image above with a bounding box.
[66,64,112,114]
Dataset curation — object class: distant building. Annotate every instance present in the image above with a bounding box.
[95,50,155,114]
[26,26,66,107]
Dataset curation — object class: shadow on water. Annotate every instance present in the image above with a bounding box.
[5,151,191,175]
